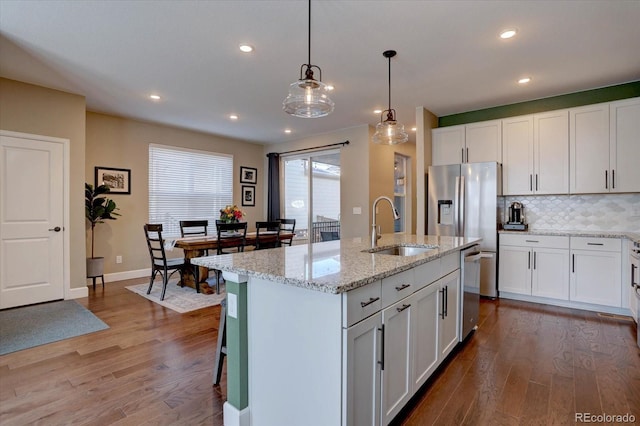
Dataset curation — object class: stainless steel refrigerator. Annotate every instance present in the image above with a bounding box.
[427,161,502,297]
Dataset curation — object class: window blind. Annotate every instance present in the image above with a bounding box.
[149,144,233,237]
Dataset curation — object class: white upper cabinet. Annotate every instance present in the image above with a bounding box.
[502,111,569,195]
[570,97,640,194]
[610,97,640,193]
[570,103,610,193]
[432,120,501,166]
[432,125,464,166]
[534,110,569,195]
[465,120,502,164]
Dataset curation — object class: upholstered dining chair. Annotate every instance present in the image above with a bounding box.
[213,222,248,293]
[255,220,281,250]
[277,218,296,246]
[143,224,187,301]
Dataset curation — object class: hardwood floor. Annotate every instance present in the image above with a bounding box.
[1,279,638,425]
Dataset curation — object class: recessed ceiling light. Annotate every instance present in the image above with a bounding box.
[411,127,417,132]
[229,114,239,120]
[325,85,334,91]
[518,77,531,84]
[284,129,292,134]
[149,94,161,101]
[500,29,517,39]
[373,109,382,114]
[239,44,254,53]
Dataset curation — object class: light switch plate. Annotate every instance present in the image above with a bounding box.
[228,293,238,318]
[353,206,361,215]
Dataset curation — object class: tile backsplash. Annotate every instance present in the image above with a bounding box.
[502,193,640,232]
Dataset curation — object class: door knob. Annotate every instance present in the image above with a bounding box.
[49,226,61,232]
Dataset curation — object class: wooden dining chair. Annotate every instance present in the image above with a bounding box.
[213,297,227,386]
[213,222,248,293]
[180,220,209,255]
[255,220,281,250]
[143,224,187,300]
[277,218,296,246]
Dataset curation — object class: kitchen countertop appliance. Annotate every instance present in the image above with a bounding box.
[428,161,502,298]
[631,241,640,348]
[504,201,528,231]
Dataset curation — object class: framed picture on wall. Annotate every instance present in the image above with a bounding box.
[242,185,255,207]
[240,166,257,184]
[95,166,131,194]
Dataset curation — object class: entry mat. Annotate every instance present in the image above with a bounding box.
[0,300,109,355]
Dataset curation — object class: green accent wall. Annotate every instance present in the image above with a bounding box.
[225,280,249,410]
[439,81,640,127]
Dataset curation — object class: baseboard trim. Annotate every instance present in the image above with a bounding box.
[499,292,632,317]
[223,402,250,426]
[84,268,151,287]
[67,286,88,299]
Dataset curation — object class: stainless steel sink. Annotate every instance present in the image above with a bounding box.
[369,245,438,256]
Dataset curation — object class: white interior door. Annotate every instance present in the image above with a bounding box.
[0,132,65,309]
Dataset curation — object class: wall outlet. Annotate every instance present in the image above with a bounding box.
[353,206,361,215]
[116,255,122,264]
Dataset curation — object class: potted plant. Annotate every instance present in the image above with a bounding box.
[85,183,120,278]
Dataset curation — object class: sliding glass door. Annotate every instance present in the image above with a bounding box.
[282,150,341,243]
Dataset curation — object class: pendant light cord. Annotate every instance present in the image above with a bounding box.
[307,0,311,66]
[387,54,391,111]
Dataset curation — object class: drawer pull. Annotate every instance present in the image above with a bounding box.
[587,243,604,246]
[395,284,411,292]
[396,303,411,313]
[525,240,539,243]
[360,297,380,308]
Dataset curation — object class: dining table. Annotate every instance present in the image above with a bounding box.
[173,231,294,294]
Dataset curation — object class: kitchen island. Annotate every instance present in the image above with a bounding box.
[192,233,480,426]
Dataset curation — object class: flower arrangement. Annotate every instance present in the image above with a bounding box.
[220,204,245,223]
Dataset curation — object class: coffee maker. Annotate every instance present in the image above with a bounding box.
[504,201,528,230]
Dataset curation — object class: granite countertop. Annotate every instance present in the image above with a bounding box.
[190,234,481,294]
[499,229,640,244]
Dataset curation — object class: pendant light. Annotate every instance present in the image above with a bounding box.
[372,50,408,145]
[283,0,334,118]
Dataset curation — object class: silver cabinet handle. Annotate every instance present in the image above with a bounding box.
[48,226,61,232]
[525,240,539,243]
[528,251,531,270]
[605,170,608,189]
[587,243,604,246]
[395,284,411,292]
[396,303,411,313]
[533,251,537,269]
[360,297,380,308]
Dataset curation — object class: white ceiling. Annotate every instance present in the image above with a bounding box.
[1,0,639,145]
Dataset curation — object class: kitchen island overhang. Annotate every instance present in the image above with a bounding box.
[192,234,481,426]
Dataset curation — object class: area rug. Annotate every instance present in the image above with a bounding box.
[0,300,109,356]
[126,280,226,313]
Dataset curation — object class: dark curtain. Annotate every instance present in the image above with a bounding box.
[266,153,280,221]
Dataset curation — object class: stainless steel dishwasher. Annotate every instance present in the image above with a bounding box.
[460,245,482,341]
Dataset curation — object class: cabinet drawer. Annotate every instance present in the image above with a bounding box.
[413,259,441,291]
[500,233,569,249]
[570,237,621,252]
[382,269,415,308]
[441,252,460,276]
[343,281,382,327]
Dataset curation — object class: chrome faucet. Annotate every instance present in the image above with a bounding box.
[371,196,400,247]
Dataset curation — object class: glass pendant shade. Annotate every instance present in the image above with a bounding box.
[373,50,408,145]
[283,74,335,118]
[372,111,409,145]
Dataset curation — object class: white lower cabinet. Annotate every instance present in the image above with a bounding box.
[344,254,464,426]
[438,270,460,360]
[411,282,440,390]
[499,234,570,299]
[381,299,413,425]
[570,237,622,307]
[344,312,382,426]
